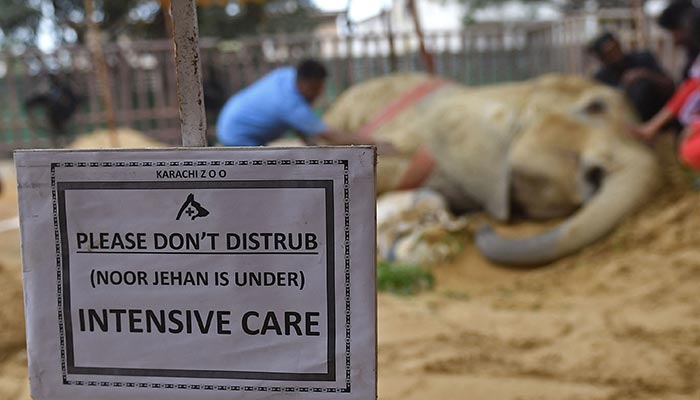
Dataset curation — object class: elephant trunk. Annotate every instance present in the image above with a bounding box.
[476,141,658,266]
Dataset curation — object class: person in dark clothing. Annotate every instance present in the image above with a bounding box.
[631,10,700,171]
[202,65,227,121]
[658,0,700,80]
[587,32,675,121]
[24,74,82,146]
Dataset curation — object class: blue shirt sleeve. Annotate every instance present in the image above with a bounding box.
[283,102,329,136]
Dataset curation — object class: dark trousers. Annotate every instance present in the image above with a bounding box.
[625,78,671,122]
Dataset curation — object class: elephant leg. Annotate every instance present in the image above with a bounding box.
[425,171,482,215]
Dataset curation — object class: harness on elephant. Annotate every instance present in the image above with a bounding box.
[358,79,450,189]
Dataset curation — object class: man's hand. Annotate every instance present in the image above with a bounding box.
[315,130,400,155]
[628,108,673,143]
[375,141,399,156]
[628,123,657,142]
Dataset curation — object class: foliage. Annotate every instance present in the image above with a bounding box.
[451,0,646,24]
[0,0,323,48]
[0,0,155,47]
[198,0,322,38]
[377,261,435,296]
[0,0,43,44]
[452,0,643,9]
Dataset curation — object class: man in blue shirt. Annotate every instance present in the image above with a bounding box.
[216,59,343,146]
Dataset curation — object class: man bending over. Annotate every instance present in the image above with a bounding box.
[217,59,379,149]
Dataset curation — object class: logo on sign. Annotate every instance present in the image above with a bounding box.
[176,193,209,221]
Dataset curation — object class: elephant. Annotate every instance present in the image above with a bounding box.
[323,73,660,266]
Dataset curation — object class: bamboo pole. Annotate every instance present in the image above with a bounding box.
[161,0,175,39]
[407,0,435,74]
[170,0,208,147]
[632,0,649,49]
[84,0,119,147]
[383,8,398,73]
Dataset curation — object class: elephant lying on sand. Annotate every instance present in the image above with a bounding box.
[324,73,659,266]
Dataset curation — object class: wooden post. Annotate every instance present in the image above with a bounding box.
[84,0,119,147]
[161,0,175,39]
[632,0,649,49]
[383,8,398,73]
[171,0,208,147]
[407,0,435,74]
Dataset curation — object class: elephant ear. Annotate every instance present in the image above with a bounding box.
[422,94,522,221]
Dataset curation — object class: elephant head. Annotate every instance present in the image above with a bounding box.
[473,75,659,265]
[324,74,660,266]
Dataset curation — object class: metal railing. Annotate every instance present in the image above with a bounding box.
[0,9,683,153]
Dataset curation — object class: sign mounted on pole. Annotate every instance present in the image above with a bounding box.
[15,146,376,400]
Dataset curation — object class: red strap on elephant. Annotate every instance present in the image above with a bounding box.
[358,79,449,189]
[358,79,449,140]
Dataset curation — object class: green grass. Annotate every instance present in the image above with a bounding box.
[681,167,700,190]
[377,261,434,296]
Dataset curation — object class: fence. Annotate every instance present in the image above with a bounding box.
[0,8,683,154]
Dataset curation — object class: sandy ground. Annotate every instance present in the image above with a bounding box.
[379,189,700,400]
[0,136,699,399]
[0,161,30,400]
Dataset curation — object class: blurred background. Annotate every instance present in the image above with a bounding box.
[2,4,699,400]
[0,0,683,153]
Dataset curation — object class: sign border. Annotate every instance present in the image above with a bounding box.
[50,159,353,393]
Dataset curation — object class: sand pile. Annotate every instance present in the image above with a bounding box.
[69,128,166,149]
[0,148,698,399]
[378,163,700,399]
[0,128,164,399]
[0,163,29,400]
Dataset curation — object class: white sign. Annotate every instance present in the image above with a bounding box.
[15,147,376,400]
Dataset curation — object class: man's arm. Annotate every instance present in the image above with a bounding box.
[294,130,318,146]
[630,107,674,141]
[634,78,700,141]
[621,52,675,95]
[285,103,397,154]
[314,130,359,146]
[622,68,675,95]
[314,130,398,155]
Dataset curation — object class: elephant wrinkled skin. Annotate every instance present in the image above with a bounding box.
[324,73,660,266]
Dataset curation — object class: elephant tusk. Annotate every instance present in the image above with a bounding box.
[477,138,658,267]
[475,225,564,267]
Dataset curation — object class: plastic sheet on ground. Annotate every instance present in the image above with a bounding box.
[377,189,468,266]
